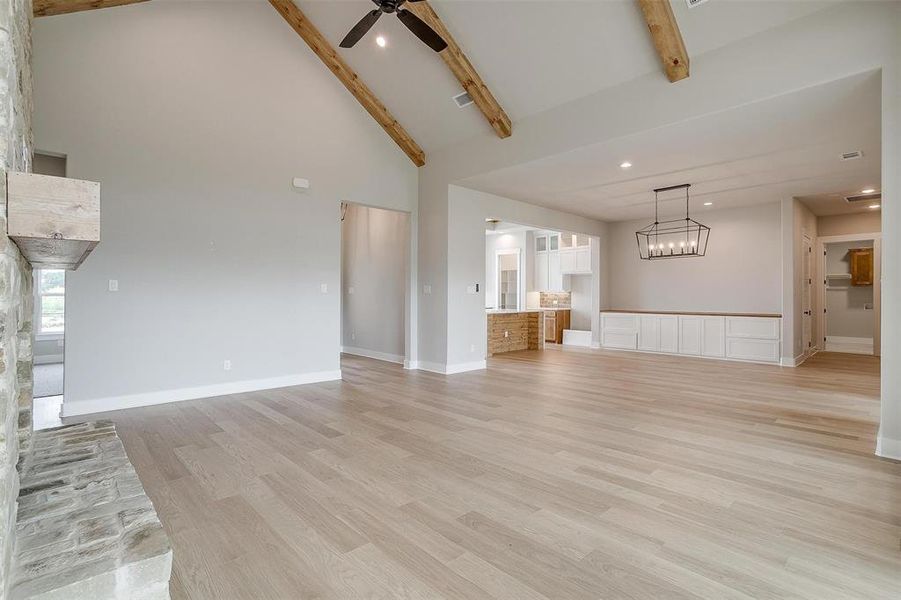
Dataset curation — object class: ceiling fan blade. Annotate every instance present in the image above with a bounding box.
[397,9,447,52]
[339,10,382,48]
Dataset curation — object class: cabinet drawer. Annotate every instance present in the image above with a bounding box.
[725,317,780,340]
[602,330,638,349]
[602,314,638,331]
[726,338,780,363]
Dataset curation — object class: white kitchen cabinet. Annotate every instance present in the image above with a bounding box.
[536,253,549,291]
[575,246,591,272]
[548,250,562,291]
[560,249,576,273]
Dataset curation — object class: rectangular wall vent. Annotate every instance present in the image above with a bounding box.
[840,150,863,161]
[845,192,881,204]
[453,91,474,108]
[686,0,711,7]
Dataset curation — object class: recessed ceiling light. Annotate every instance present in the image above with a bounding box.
[861,188,876,194]
[703,202,713,206]
[375,36,387,48]
[619,162,632,169]
[869,204,881,209]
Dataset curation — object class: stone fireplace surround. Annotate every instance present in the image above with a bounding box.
[0,1,171,598]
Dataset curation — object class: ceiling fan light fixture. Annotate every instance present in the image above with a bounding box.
[619,161,633,169]
[861,188,876,194]
[375,35,387,47]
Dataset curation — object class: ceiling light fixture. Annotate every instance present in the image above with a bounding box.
[375,35,387,48]
[636,184,710,260]
[861,188,876,194]
[703,202,713,206]
[619,161,632,169]
[869,204,881,209]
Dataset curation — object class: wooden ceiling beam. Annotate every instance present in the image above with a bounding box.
[269,0,425,167]
[406,1,511,139]
[636,0,689,83]
[34,0,149,18]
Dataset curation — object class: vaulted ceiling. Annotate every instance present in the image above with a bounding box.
[298,0,839,152]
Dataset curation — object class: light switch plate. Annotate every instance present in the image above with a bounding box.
[423,285,432,295]
[348,286,355,295]
[108,280,118,292]
[320,283,328,294]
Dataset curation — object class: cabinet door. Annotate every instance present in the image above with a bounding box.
[535,235,547,253]
[659,316,678,353]
[575,247,590,273]
[548,251,562,290]
[850,248,874,285]
[544,314,556,342]
[549,234,559,251]
[560,249,576,273]
[678,317,702,355]
[701,316,725,357]
[638,316,659,351]
[536,253,549,291]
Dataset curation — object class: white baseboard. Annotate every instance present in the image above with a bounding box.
[61,370,342,417]
[340,346,404,365]
[403,360,419,370]
[590,342,601,349]
[34,355,64,365]
[876,430,901,461]
[826,336,873,344]
[780,351,810,367]
[416,360,486,375]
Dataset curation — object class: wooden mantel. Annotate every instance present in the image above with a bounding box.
[6,172,101,270]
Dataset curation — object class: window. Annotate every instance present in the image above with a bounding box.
[35,269,65,335]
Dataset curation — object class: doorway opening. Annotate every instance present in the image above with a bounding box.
[31,151,68,429]
[820,236,880,355]
[339,202,411,366]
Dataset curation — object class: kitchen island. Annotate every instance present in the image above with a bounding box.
[487,310,545,355]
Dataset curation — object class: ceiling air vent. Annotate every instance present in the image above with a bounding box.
[845,192,881,204]
[840,150,863,161]
[453,91,474,108]
[686,0,711,7]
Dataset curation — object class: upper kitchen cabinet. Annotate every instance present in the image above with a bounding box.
[560,233,591,274]
[534,233,563,291]
[6,172,101,270]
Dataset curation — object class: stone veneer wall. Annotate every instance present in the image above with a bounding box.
[539,291,571,309]
[0,0,34,597]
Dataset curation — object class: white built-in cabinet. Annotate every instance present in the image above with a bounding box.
[602,312,781,364]
[559,234,591,275]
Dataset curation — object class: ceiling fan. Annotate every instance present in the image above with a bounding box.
[339,0,448,53]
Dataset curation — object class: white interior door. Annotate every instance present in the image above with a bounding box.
[802,235,812,353]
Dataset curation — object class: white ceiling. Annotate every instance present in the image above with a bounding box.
[299,0,841,152]
[458,70,881,222]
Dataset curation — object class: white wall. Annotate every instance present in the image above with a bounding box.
[817,211,882,237]
[608,203,782,314]
[33,2,418,414]
[341,204,409,363]
[485,231,526,310]
[825,240,875,339]
[566,274,592,330]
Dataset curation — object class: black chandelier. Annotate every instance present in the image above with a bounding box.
[636,183,710,260]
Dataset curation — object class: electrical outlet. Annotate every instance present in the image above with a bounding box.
[223,360,232,371]
[351,331,356,341]
[423,285,432,295]
[108,279,118,292]
[504,330,509,338]
[348,286,355,295]
[470,344,475,352]
[320,283,328,294]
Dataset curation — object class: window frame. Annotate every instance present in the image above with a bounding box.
[34,269,66,340]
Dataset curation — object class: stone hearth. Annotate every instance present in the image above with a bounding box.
[11,421,171,600]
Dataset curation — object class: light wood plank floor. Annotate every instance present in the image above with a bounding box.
[84,349,900,599]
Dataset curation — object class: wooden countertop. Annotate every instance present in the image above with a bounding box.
[602,309,782,318]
